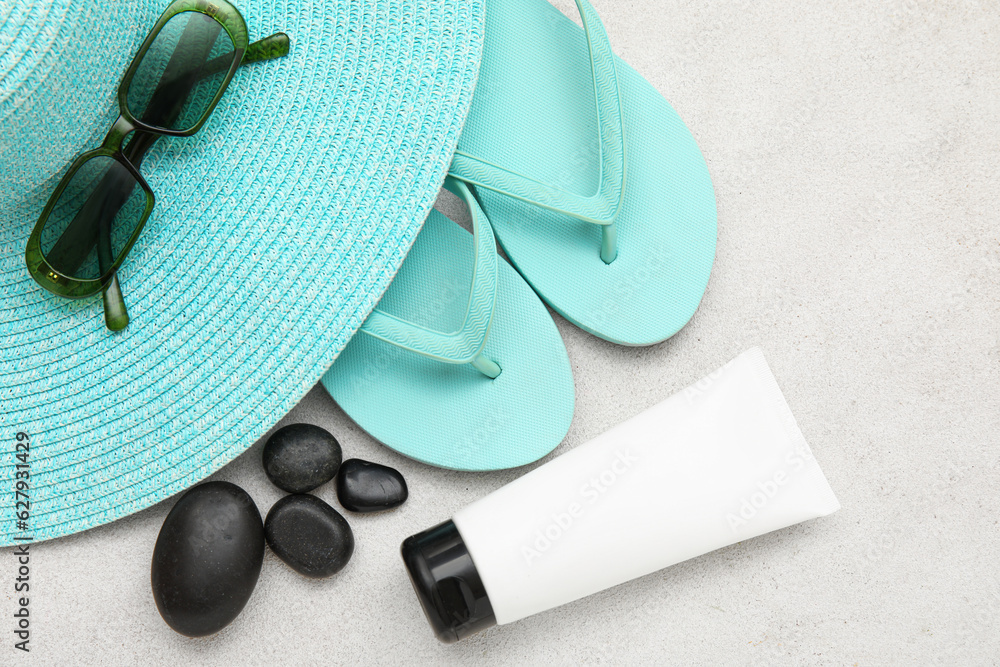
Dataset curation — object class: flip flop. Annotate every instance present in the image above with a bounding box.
[321,179,575,471]
[450,0,717,346]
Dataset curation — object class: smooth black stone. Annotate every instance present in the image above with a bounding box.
[264,494,354,578]
[336,458,408,513]
[262,423,342,494]
[151,482,264,637]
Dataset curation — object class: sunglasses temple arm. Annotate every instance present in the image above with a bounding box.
[243,32,291,64]
[96,182,130,331]
[197,31,290,78]
[102,273,130,331]
[151,31,290,117]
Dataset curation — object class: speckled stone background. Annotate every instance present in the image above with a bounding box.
[5,0,999,664]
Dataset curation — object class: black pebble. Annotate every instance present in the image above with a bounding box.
[265,494,354,578]
[151,481,265,637]
[336,458,408,513]
[262,423,342,493]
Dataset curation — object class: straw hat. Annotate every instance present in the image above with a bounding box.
[0,0,483,543]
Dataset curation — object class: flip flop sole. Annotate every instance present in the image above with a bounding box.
[458,0,717,346]
[322,210,575,471]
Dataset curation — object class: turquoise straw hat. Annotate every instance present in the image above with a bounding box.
[0,0,484,544]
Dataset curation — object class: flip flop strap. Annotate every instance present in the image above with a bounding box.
[449,0,625,227]
[358,178,502,378]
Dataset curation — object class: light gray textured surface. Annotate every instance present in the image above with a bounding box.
[6,0,999,664]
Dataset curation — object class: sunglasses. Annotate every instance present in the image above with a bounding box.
[24,0,289,331]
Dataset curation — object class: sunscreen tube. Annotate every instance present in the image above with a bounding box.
[401,348,840,643]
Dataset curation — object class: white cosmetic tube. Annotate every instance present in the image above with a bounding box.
[402,348,840,643]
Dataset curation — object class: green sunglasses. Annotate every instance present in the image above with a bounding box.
[24,0,289,331]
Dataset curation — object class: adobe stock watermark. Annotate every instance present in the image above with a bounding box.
[447,404,507,470]
[683,359,735,405]
[11,431,33,653]
[725,446,813,533]
[521,449,638,566]
[590,239,674,331]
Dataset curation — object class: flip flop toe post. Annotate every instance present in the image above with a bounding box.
[322,180,575,471]
[452,0,717,346]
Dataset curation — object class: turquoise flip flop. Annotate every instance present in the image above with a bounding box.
[450,0,717,346]
[321,179,575,471]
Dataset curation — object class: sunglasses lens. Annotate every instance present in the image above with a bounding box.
[126,10,238,133]
[40,156,148,281]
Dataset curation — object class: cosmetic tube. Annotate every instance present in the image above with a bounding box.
[402,348,840,643]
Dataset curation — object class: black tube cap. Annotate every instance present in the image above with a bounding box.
[401,520,496,644]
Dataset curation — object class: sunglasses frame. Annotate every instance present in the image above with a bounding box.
[120,0,250,138]
[25,0,286,327]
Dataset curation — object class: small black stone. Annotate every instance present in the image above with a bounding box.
[336,458,408,513]
[151,482,265,637]
[264,494,354,578]
[262,423,342,493]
